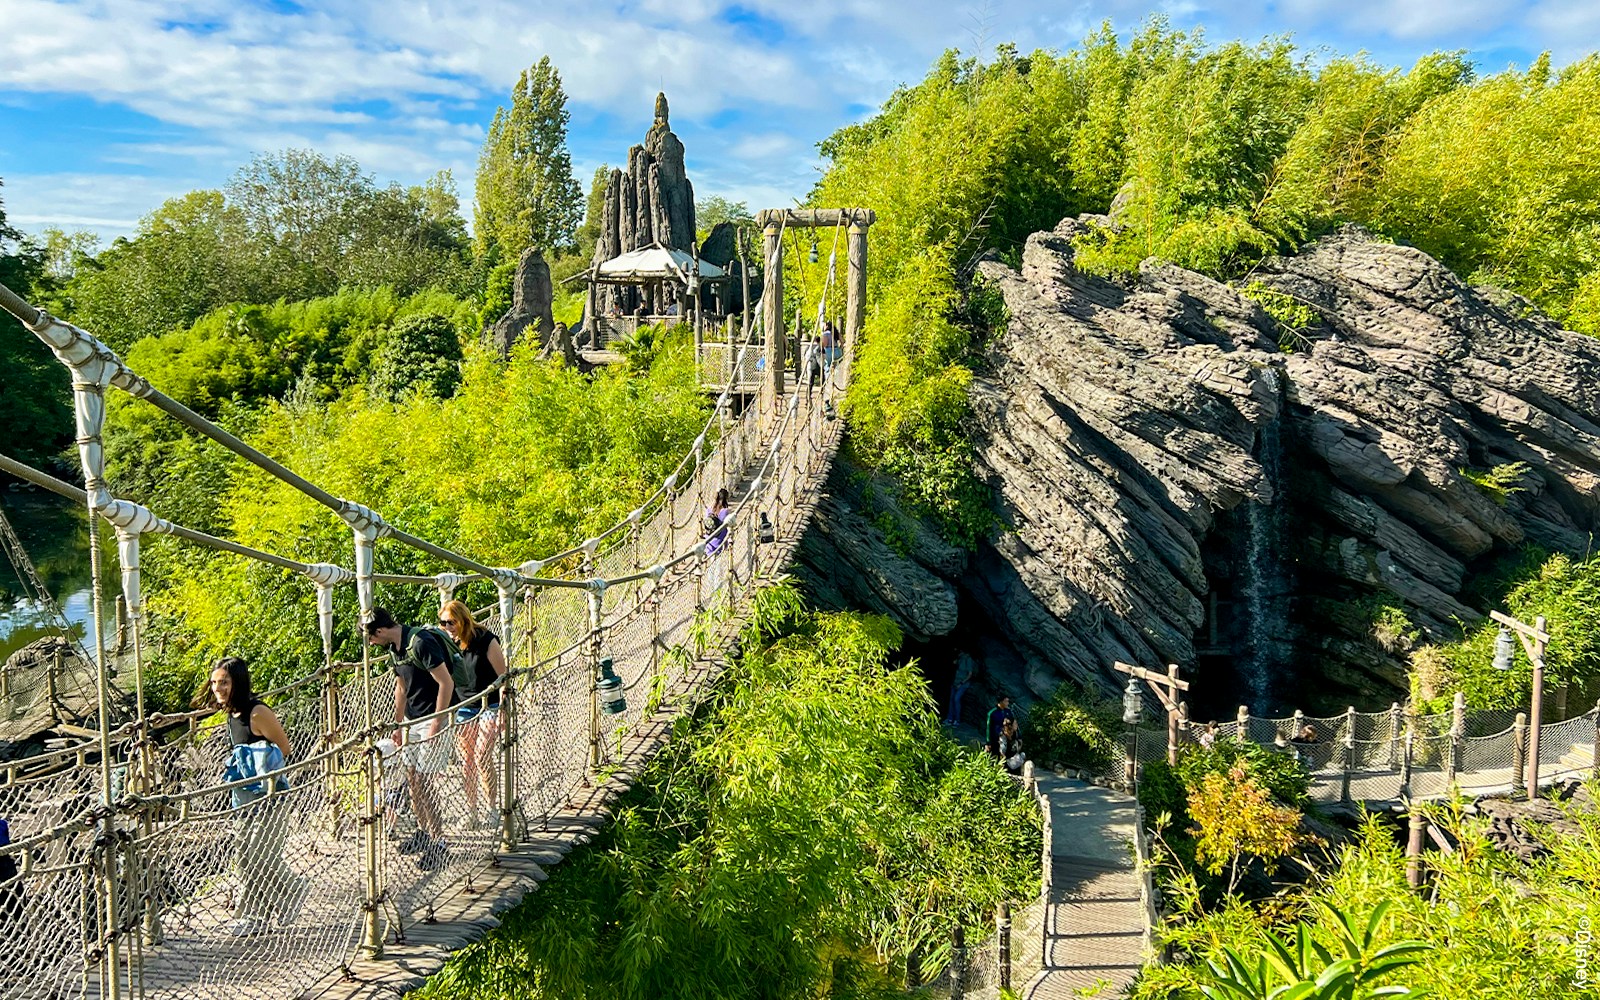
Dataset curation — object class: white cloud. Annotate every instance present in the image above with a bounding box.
[1526,0,1600,62]
[0,0,1573,252]
[1275,0,1518,41]
[5,171,200,241]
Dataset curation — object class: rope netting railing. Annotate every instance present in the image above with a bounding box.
[0,270,854,998]
[1087,698,1600,808]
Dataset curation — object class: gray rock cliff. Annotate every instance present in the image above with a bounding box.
[801,222,1600,715]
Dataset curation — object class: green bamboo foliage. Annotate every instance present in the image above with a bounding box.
[1139,807,1597,1000]
[415,593,1041,999]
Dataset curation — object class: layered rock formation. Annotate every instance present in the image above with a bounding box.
[587,93,697,319]
[799,221,1600,715]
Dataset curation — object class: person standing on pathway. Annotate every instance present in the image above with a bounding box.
[986,695,1015,757]
[366,606,456,871]
[947,650,976,725]
[702,488,734,598]
[211,656,307,936]
[441,599,507,831]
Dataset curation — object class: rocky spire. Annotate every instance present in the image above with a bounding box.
[587,93,697,320]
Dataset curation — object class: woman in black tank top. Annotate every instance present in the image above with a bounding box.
[209,657,304,936]
[440,600,507,831]
[211,657,290,762]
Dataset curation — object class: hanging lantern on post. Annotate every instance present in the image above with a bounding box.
[1122,677,1143,791]
[758,511,775,544]
[596,658,626,715]
[1492,628,1516,672]
[808,238,819,264]
[1122,678,1143,726]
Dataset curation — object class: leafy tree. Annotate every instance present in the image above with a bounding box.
[58,158,470,351]
[573,164,611,262]
[1192,901,1431,1000]
[1366,54,1600,332]
[1188,763,1305,894]
[61,189,256,350]
[1412,547,1600,712]
[1139,806,1595,1000]
[695,195,753,235]
[101,287,475,536]
[37,226,100,281]
[1073,36,1313,277]
[1025,682,1121,771]
[369,313,463,401]
[0,180,73,465]
[227,149,372,296]
[475,57,584,262]
[227,149,467,300]
[136,329,709,698]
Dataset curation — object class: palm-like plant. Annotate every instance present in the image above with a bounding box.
[1195,901,1431,1000]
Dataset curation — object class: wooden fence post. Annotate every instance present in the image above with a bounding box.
[47,646,61,723]
[1591,700,1600,788]
[949,925,965,1000]
[1399,719,1413,801]
[1342,706,1357,805]
[1405,807,1427,889]
[997,902,1011,993]
[1446,692,1465,794]
[1511,712,1527,798]
[1388,702,1403,769]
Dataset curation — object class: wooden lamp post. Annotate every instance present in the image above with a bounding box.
[1113,661,1191,767]
[1489,610,1550,799]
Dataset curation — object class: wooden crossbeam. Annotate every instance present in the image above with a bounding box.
[754,208,877,229]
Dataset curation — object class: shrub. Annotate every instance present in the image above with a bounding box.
[1026,684,1121,771]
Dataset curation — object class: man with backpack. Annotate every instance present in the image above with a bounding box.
[365,606,473,871]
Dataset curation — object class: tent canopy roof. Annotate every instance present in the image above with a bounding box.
[593,243,728,284]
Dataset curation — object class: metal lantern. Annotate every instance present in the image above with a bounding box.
[596,657,626,715]
[758,511,775,544]
[808,239,819,264]
[1122,678,1143,726]
[1492,628,1516,672]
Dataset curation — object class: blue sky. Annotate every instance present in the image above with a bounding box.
[0,0,1591,244]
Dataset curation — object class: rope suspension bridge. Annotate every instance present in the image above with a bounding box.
[0,195,1592,1000]
[0,209,872,1000]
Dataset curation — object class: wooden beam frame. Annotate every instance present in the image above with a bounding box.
[1114,661,1190,765]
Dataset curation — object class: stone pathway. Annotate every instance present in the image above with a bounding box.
[1024,775,1148,1000]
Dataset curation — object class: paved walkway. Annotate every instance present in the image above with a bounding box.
[1025,775,1148,1000]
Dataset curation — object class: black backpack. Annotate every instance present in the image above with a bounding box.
[408,626,475,701]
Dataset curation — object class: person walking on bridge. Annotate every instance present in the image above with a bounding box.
[211,656,306,936]
[819,320,838,378]
[441,599,507,831]
[366,607,455,871]
[702,488,733,599]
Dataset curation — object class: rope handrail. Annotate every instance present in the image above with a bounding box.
[0,217,867,998]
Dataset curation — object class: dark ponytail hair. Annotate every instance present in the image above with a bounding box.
[213,656,254,713]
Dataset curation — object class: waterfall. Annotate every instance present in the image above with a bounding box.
[1237,368,1290,713]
